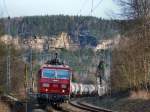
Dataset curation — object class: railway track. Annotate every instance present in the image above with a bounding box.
[69,99,114,112]
[1,95,114,112]
[29,97,115,112]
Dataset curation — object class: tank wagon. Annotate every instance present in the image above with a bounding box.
[70,83,98,97]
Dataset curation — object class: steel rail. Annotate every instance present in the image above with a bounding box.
[69,99,115,112]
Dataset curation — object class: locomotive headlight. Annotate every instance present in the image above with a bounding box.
[45,88,48,92]
[62,89,65,93]
[42,83,49,87]
[61,84,67,89]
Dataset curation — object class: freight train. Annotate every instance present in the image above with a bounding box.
[35,53,106,107]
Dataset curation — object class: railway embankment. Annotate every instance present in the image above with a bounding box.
[84,91,150,112]
[0,95,25,112]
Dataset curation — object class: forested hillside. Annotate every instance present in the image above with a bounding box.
[1,15,120,41]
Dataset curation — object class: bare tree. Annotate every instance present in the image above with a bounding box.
[111,0,150,93]
[117,0,150,20]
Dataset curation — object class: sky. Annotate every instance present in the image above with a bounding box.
[0,0,121,19]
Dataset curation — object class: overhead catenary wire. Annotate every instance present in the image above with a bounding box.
[89,0,103,16]
[74,0,104,47]
[92,0,103,13]
[56,0,105,81]
[77,0,90,16]
[68,1,104,52]
[91,0,94,16]
[2,0,9,17]
[77,0,104,28]
[77,0,103,17]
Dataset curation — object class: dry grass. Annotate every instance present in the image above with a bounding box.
[129,91,150,100]
[0,101,10,112]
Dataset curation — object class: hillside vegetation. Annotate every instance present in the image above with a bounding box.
[1,15,120,40]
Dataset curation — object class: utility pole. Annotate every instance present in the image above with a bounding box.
[29,41,33,92]
[6,42,11,93]
[91,0,94,16]
[107,44,112,96]
[29,36,37,92]
[6,16,11,94]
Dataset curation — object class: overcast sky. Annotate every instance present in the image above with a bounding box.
[0,0,121,19]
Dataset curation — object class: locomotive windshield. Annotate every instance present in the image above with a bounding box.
[57,70,70,79]
[42,68,70,79]
[42,69,56,78]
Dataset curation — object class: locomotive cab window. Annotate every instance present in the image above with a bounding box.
[56,70,70,79]
[42,68,70,79]
[42,69,56,78]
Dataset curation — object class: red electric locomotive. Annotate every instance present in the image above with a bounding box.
[37,53,72,106]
